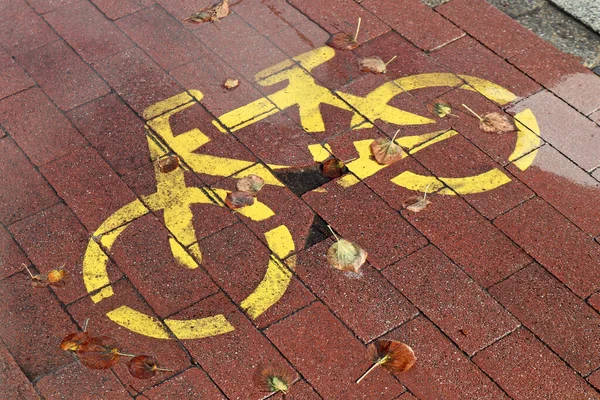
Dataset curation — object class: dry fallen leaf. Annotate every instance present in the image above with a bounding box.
[320,158,347,178]
[184,0,229,23]
[326,17,361,50]
[370,131,406,165]
[359,57,386,74]
[76,336,135,370]
[157,155,180,173]
[236,174,265,195]
[326,226,367,273]
[223,78,239,90]
[253,363,297,394]
[60,331,91,352]
[356,339,416,383]
[127,355,172,379]
[225,191,255,209]
[23,264,68,288]
[427,99,455,118]
[403,196,431,212]
[462,104,515,133]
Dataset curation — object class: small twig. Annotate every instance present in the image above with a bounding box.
[462,104,483,121]
[155,367,174,372]
[116,352,137,358]
[82,318,90,332]
[423,183,432,200]
[353,17,362,42]
[22,263,35,279]
[343,157,358,164]
[385,55,397,66]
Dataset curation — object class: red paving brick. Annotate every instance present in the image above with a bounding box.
[142,367,226,399]
[0,138,58,225]
[489,264,600,375]
[0,272,77,380]
[507,144,600,237]
[383,316,508,399]
[289,0,390,45]
[0,340,39,399]
[437,0,539,58]
[292,238,417,342]
[494,197,600,298]
[117,5,204,72]
[94,47,185,115]
[3,1,600,398]
[0,225,30,279]
[67,93,150,176]
[361,0,464,51]
[265,302,405,399]
[67,279,191,394]
[303,180,428,270]
[403,194,531,287]
[430,35,542,99]
[40,146,139,232]
[473,328,598,400]
[0,47,34,100]
[9,203,123,305]
[0,88,87,166]
[0,0,59,56]
[509,90,600,172]
[509,41,600,116]
[384,245,519,356]
[18,40,110,111]
[35,362,131,399]
[171,292,296,400]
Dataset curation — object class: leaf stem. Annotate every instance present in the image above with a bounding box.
[155,367,174,372]
[356,360,382,384]
[22,263,35,279]
[353,17,362,42]
[116,352,137,358]
[423,183,432,200]
[391,129,400,143]
[82,318,90,332]
[385,55,397,66]
[462,104,482,121]
[327,225,341,242]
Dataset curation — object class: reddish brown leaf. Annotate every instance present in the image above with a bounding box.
[320,158,347,178]
[76,336,123,370]
[157,155,180,173]
[223,78,240,90]
[370,137,406,165]
[253,363,297,394]
[60,331,91,352]
[236,174,265,195]
[326,32,359,50]
[359,57,387,74]
[225,191,255,209]
[127,355,159,379]
[357,339,416,383]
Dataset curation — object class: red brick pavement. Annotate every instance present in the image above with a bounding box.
[1,0,599,398]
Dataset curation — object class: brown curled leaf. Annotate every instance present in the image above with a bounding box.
[157,155,180,173]
[357,339,416,383]
[326,32,359,50]
[319,158,347,178]
[60,331,91,352]
[76,336,130,370]
[225,191,255,209]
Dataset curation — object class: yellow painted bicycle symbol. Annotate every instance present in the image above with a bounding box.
[82,46,541,340]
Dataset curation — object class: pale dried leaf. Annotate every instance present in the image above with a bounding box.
[185,0,229,23]
[223,78,239,90]
[327,238,367,273]
[236,174,264,195]
[326,33,358,50]
[480,112,515,133]
[370,137,406,165]
[359,57,386,74]
[403,196,431,212]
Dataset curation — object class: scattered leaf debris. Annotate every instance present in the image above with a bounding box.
[319,158,347,178]
[225,191,255,209]
[184,0,230,23]
[326,17,361,50]
[76,336,135,370]
[254,363,296,395]
[462,104,515,133]
[370,130,406,165]
[326,225,367,273]
[236,174,265,195]
[158,154,180,173]
[127,355,172,379]
[356,339,416,383]
[223,78,240,90]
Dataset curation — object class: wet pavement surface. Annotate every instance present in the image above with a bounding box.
[1,0,600,399]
